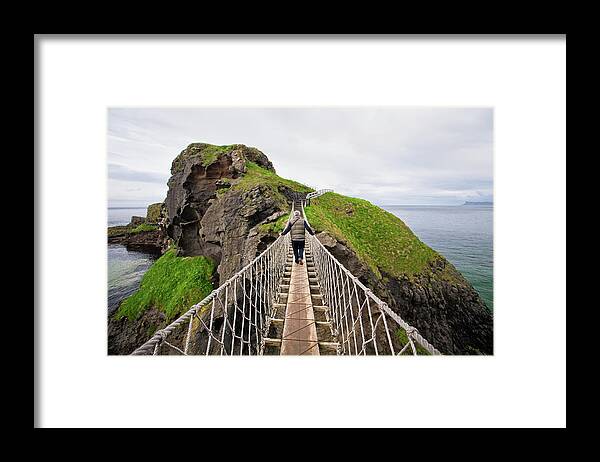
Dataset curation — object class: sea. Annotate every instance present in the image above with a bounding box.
[107,204,493,314]
[107,208,157,315]
[382,204,493,311]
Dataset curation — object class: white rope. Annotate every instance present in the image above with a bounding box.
[306,189,333,201]
[130,205,294,355]
[301,200,442,356]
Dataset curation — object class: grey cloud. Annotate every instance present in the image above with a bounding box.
[108,163,169,184]
[107,107,492,206]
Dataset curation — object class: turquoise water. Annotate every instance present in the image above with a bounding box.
[383,205,493,311]
[107,208,157,314]
[107,244,157,315]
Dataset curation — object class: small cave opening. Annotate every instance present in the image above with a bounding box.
[183,164,207,190]
[247,207,279,230]
[256,235,276,256]
[177,217,203,256]
[180,204,199,223]
[205,157,233,179]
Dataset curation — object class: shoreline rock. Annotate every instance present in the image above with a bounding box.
[107,203,169,255]
[107,228,163,255]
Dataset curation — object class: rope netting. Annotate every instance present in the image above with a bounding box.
[130,208,293,356]
[302,201,441,356]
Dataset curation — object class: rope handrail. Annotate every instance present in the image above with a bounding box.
[306,189,333,201]
[130,205,295,355]
[302,200,441,355]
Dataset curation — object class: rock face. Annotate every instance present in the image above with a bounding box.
[128,216,145,227]
[108,308,167,355]
[316,232,493,354]
[146,203,163,223]
[164,143,289,284]
[115,229,163,254]
[384,263,492,355]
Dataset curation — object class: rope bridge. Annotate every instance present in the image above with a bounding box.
[131,192,440,355]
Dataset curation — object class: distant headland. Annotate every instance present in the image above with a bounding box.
[463,201,493,206]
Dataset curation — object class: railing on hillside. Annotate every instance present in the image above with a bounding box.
[131,208,293,355]
[302,202,441,355]
[305,189,333,202]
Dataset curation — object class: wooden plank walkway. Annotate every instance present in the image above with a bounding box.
[280,258,320,355]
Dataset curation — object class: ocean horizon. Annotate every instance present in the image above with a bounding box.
[382,204,493,310]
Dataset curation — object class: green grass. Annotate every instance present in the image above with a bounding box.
[235,161,313,193]
[464,346,483,355]
[216,178,233,195]
[115,249,216,321]
[171,144,313,210]
[130,223,158,234]
[199,144,235,167]
[233,161,313,209]
[107,225,131,237]
[258,213,290,234]
[396,329,431,355]
[108,223,158,238]
[146,203,162,223]
[172,143,235,173]
[304,192,438,278]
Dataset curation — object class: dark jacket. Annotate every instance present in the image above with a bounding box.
[282,216,315,241]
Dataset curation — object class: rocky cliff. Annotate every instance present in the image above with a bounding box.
[164,143,308,284]
[108,142,493,355]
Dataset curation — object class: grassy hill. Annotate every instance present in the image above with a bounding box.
[232,161,313,210]
[304,192,439,279]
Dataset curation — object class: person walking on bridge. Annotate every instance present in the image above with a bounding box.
[281,210,315,265]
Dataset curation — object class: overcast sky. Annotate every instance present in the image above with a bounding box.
[108,107,492,208]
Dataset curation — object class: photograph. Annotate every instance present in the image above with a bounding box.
[107,107,493,356]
